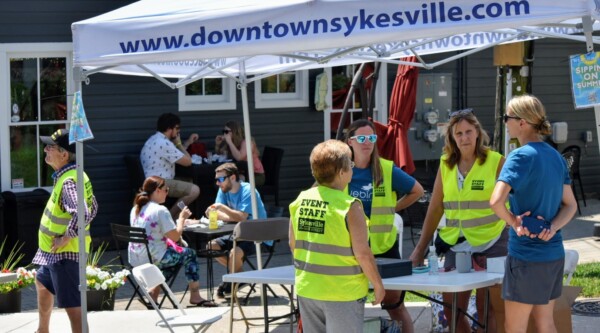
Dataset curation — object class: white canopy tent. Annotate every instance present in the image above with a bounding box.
[71,0,600,330]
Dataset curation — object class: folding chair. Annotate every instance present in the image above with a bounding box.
[228,217,296,332]
[132,263,229,333]
[110,223,183,309]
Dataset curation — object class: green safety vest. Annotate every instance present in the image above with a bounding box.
[38,170,94,254]
[290,186,368,301]
[438,151,506,247]
[368,158,397,255]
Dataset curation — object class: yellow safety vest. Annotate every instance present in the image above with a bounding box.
[290,186,368,301]
[368,158,397,255]
[38,170,94,254]
[438,151,506,247]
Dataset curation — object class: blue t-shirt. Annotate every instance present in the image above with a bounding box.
[497,142,570,262]
[215,182,270,245]
[348,165,416,217]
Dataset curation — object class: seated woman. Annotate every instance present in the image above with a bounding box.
[215,120,265,186]
[129,176,216,307]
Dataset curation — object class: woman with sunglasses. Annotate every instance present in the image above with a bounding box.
[409,109,506,333]
[215,120,265,186]
[345,119,424,333]
[490,95,577,332]
[129,176,217,307]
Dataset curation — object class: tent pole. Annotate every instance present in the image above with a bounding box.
[73,66,88,333]
[582,15,600,157]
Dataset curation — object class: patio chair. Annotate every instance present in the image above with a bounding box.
[228,217,296,332]
[110,223,183,309]
[562,145,586,215]
[258,146,284,206]
[564,249,579,285]
[132,263,229,333]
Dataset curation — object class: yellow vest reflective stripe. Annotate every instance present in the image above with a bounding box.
[290,186,368,301]
[438,151,506,247]
[368,158,397,255]
[39,170,93,254]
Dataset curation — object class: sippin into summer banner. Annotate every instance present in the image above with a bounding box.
[69,91,94,144]
[570,51,600,109]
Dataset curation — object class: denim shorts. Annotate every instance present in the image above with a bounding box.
[36,259,81,308]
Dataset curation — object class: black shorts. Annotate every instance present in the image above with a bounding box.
[215,236,256,256]
[36,259,81,308]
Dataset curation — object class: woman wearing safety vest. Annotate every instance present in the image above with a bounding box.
[409,109,507,333]
[289,139,385,333]
[345,119,424,333]
[490,95,577,332]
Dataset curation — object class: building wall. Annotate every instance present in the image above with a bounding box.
[2,1,598,243]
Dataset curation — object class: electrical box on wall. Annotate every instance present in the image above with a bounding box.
[551,122,568,144]
[408,73,452,161]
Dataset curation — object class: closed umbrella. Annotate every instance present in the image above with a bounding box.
[374,56,419,175]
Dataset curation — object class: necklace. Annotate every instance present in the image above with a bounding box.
[458,160,474,176]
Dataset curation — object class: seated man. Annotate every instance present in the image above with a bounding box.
[206,163,268,298]
[141,112,200,218]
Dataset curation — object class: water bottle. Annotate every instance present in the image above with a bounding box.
[428,245,439,275]
[209,206,218,230]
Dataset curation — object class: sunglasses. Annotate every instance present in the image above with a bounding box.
[450,108,474,118]
[158,183,169,192]
[215,175,230,183]
[503,114,521,123]
[222,129,231,134]
[350,134,377,144]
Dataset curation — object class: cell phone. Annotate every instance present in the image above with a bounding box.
[177,201,186,210]
[521,216,550,233]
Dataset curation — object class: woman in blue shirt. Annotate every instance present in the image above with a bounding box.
[490,95,577,332]
[345,119,424,333]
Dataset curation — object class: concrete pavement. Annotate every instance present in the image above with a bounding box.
[3,199,600,332]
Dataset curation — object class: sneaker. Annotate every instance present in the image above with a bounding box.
[223,282,248,297]
[216,282,231,298]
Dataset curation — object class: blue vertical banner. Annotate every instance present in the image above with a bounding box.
[69,91,95,144]
[570,51,600,109]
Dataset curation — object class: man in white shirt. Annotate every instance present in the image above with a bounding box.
[141,113,200,217]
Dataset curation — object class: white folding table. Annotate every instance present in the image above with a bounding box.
[223,265,503,333]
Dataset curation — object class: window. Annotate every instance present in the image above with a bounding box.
[178,77,236,111]
[254,71,308,109]
[0,44,72,191]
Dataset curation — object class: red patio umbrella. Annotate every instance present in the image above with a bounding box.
[374,56,419,175]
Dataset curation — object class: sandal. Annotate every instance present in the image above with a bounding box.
[188,299,218,308]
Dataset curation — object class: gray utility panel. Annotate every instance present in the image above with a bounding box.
[408,73,453,161]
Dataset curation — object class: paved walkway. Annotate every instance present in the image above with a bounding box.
[3,199,600,332]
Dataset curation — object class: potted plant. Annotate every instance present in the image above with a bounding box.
[86,242,130,311]
[0,238,36,313]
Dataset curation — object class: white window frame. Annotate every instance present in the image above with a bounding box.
[178,78,236,111]
[254,71,308,109]
[0,43,73,192]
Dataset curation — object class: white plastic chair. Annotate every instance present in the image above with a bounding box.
[132,263,229,333]
[393,213,403,257]
[564,249,579,285]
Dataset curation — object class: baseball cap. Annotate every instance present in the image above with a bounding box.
[40,129,75,153]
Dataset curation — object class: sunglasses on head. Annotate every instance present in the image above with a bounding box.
[502,114,521,123]
[350,134,377,144]
[158,183,169,192]
[450,108,474,118]
[215,175,230,183]
[222,129,231,134]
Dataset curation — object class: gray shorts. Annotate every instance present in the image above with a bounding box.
[298,295,366,333]
[502,255,564,304]
[165,178,196,198]
[444,227,508,270]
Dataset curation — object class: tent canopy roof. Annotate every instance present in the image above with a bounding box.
[72,0,600,87]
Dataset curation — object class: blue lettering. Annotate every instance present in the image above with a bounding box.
[359,9,375,29]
